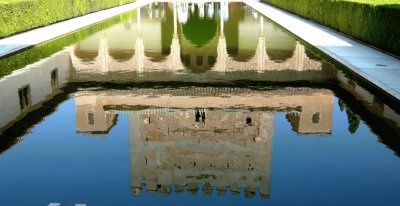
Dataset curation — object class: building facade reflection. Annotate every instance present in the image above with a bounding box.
[128,109,273,197]
[0,51,71,135]
[0,2,400,198]
[74,87,334,197]
[70,2,324,74]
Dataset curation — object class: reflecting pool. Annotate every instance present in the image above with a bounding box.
[0,2,400,206]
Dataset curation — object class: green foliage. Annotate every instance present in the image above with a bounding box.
[346,109,361,134]
[338,99,346,112]
[262,0,400,56]
[182,5,217,47]
[0,11,135,78]
[338,99,361,134]
[341,0,400,8]
[0,0,135,37]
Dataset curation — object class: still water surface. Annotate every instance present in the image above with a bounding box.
[0,2,400,206]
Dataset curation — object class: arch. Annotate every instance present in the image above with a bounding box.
[266,49,295,62]
[229,50,256,62]
[265,24,296,62]
[180,54,216,73]
[223,6,258,62]
[109,50,135,62]
[305,48,321,60]
[73,45,98,62]
[145,52,168,62]
[161,4,175,55]
[182,4,218,48]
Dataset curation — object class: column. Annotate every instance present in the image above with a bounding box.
[136,7,144,72]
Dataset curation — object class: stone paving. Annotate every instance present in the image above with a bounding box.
[0,0,400,102]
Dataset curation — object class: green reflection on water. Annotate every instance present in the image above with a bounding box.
[0,11,136,78]
[182,4,217,47]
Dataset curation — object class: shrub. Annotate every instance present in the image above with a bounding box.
[0,0,135,37]
[262,0,400,57]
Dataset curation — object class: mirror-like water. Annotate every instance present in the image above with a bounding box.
[0,2,399,206]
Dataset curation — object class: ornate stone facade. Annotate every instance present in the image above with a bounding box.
[74,87,334,197]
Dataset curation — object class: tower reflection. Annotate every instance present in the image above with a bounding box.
[74,87,335,197]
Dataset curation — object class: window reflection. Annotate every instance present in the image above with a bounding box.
[18,85,31,110]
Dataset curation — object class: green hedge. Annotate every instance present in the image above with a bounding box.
[262,0,400,57]
[0,0,135,37]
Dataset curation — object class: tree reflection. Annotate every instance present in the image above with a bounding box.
[338,99,360,134]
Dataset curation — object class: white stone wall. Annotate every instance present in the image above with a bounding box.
[0,51,70,133]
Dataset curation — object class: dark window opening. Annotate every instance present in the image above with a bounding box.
[51,68,58,88]
[246,117,252,125]
[184,55,190,65]
[87,112,95,125]
[18,85,31,110]
[195,109,206,123]
[195,110,201,122]
[312,112,320,124]
[208,55,216,65]
[196,55,203,66]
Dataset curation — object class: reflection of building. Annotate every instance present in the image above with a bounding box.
[0,51,71,134]
[0,2,399,202]
[74,87,335,135]
[286,95,333,134]
[70,2,325,74]
[128,110,273,197]
[74,87,334,197]
[75,96,118,134]
[1,3,400,195]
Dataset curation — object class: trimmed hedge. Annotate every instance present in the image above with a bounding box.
[262,0,400,57]
[0,11,135,78]
[0,0,135,37]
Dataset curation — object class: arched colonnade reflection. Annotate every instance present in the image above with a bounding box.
[71,2,322,74]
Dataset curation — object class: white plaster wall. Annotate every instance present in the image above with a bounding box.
[0,51,70,131]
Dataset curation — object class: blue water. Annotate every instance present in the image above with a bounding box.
[0,98,399,206]
[0,2,400,206]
